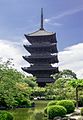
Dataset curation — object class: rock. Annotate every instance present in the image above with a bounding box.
[69,116,82,120]
[62,116,69,120]
[53,116,62,120]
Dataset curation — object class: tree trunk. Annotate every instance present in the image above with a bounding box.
[76,87,78,108]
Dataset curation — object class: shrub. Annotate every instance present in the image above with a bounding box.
[72,100,76,107]
[21,99,31,107]
[16,98,31,108]
[81,108,83,116]
[0,111,13,120]
[57,100,75,114]
[47,100,58,107]
[47,105,67,119]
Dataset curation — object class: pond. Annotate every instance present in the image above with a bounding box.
[9,100,49,120]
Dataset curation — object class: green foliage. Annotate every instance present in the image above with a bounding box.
[57,100,75,114]
[32,87,45,98]
[24,76,37,88]
[52,78,75,100]
[47,100,58,107]
[31,75,83,102]
[81,108,83,116]
[28,69,83,102]
[0,64,33,108]
[45,84,56,96]
[0,111,13,120]
[1,61,82,109]
[47,105,67,119]
[45,78,83,101]
[16,98,31,107]
[68,79,83,108]
[71,100,76,107]
[53,69,77,80]
[69,79,83,88]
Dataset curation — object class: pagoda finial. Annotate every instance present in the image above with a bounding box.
[40,8,44,30]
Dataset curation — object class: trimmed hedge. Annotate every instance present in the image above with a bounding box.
[71,100,76,107]
[47,105,67,119]
[47,100,58,107]
[57,100,75,114]
[81,108,83,116]
[0,111,13,120]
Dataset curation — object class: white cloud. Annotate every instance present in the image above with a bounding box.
[44,19,51,23]
[44,18,62,26]
[59,43,83,78]
[44,6,83,26]
[0,39,83,78]
[0,39,29,72]
[52,6,83,20]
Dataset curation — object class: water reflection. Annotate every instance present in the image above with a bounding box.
[10,101,48,120]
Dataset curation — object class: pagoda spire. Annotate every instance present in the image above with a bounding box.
[40,8,44,30]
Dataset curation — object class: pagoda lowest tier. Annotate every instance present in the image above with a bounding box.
[22,66,58,83]
[22,8,59,87]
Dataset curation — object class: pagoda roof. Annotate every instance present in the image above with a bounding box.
[22,66,58,72]
[24,43,58,54]
[23,55,58,63]
[23,54,57,59]
[24,43,56,48]
[26,29,55,37]
[21,67,58,75]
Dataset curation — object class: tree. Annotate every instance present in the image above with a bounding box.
[24,76,37,88]
[0,63,32,108]
[68,79,83,108]
[32,87,45,98]
[53,69,77,80]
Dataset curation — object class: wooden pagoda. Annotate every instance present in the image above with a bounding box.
[22,8,59,87]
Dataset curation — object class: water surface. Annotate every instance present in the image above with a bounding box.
[9,100,49,120]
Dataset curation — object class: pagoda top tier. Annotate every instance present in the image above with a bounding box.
[25,8,55,37]
[27,29,54,36]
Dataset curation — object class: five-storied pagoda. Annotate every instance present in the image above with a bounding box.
[22,8,59,87]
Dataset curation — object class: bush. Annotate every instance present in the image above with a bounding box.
[21,99,31,107]
[47,105,67,119]
[0,111,13,120]
[47,100,58,107]
[16,99,31,108]
[57,100,75,114]
[71,100,76,107]
[81,108,83,116]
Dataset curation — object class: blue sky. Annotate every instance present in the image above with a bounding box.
[0,0,83,78]
[0,0,83,50]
